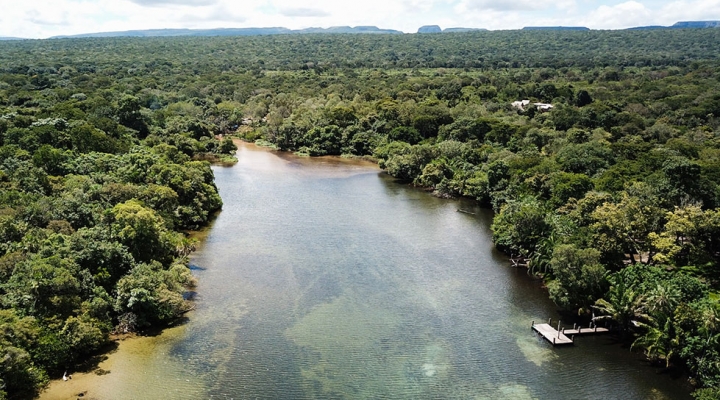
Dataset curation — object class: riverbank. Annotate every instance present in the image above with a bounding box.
[39,321,204,400]
[38,142,693,399]
[36,141,381,399]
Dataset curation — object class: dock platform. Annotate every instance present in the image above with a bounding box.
[532,323,574,345]
[531,319,611,346]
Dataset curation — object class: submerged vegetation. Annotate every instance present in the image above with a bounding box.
[1,29,720,398]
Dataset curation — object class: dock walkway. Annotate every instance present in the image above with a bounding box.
[564,327,609,335]
[532,323,573,345]
[532,319,610,346]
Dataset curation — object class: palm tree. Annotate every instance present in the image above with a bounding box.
[593,269,648,335]
[643,283,681,319]
[632,317,679,367]
[528,232,556,277]
[627,283,683,366]
[690,304,720,383]
[699,305,719,340]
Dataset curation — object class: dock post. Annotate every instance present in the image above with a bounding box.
[595,325,597,333]
[548,317,551,324]
[553,337,556,345]
[557,321,561,335]
[573,323,577,330]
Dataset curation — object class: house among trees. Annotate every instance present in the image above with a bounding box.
[511,99,554,111]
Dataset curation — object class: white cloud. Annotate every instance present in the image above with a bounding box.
[127,0,217,6]
[278,7,330,17]
[581,1,652,29]
[401,0,443,12]
[25,8,71,26]
[575,0,720,29]
[459,0,545,12]
[656,0,720,25]
[179,4,247,23]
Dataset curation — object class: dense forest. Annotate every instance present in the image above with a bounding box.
[1,29,720,399]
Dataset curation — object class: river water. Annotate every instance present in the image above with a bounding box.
[41,142,691,399]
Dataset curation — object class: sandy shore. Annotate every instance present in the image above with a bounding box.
[38,322,204,400]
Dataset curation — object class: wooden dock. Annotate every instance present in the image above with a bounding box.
[532,319,610,346]
[563,326,609,335]
[532,322,574,345]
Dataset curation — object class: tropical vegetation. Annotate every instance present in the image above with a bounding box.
[1,29,719,398]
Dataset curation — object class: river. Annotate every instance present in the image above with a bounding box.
[40,142,691,399]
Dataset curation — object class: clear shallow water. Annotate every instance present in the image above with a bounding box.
[41,143,691,400]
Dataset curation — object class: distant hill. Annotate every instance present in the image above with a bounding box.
[52,26,402,39]
[42,20,720,40]
[626,26,668,30]
[443,28,487,33]
[417,25,442,33]
[523,26,590,31]
[296,26,402,34]
[628,21,720,30]
[0,37,24,41]
[416,26,486,33]
[671,21,720,28]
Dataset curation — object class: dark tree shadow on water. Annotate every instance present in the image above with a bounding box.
[188,263,206,271]
[137,316,191,338]
[71,340,120,375]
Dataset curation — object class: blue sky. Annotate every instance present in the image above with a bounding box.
[0,0,719,38]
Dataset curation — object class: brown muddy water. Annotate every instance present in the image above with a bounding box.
[40,142,692,399]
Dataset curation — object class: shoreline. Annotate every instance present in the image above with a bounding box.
[38,319,203,400]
